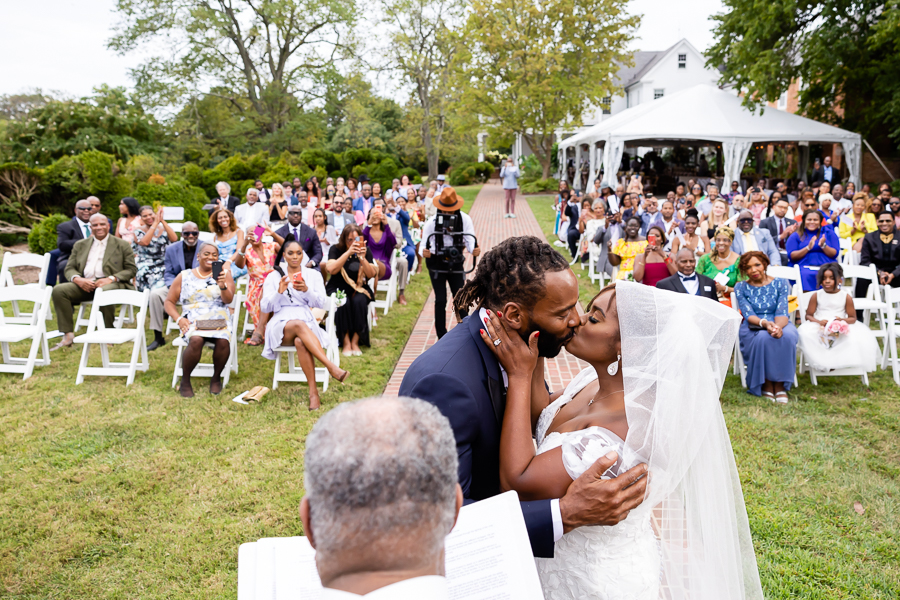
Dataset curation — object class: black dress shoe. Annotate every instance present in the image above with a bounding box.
[147,339,166,351]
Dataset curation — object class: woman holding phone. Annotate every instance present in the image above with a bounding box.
[235,225,280,346]
[634,225,676,287]
[325,225,377,356]
[362,205,397,281]
[261,236,348,409]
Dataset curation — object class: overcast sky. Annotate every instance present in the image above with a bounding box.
[0,0,725,98]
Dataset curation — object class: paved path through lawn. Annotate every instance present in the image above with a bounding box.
[384,182,587,396]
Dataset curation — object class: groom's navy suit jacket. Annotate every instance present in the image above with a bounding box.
[399,313,556,558]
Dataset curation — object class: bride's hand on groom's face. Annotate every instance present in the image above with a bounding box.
[479,309,539,380]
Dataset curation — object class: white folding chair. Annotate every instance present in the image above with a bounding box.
[163,206,185,233]
[372,255,400,316]
[75,301,134,331]
[730,291,798,389]
[0,286,52,380]
[272,295,340,391]
[171,291,243,390]
[796,291,870,386]
[766,264,803,321]
[0,251,51,324]
[838,237,859,266]
[882,286,900,384]
[842,264,890,363]
[73,288,150,385]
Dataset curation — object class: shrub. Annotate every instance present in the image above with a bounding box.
[398,167,420,183]
[448,161,494,186]
[27,213,69,254]
[521,178,560,194]
[147,174,166,185]
[43,150,133,217]
[299,149,340,174]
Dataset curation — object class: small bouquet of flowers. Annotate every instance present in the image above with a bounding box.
[819,318,850,348]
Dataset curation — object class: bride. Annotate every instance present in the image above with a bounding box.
[480,280,764,600]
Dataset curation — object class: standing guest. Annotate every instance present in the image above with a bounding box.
[747,187,769,225]
[734,251,799,402]
[397,174,412,199]
[858,211,900,297]
[699,198,730,241]
[656,199,685,239]
[732,210,782,266]
[798,262,877,374]
[395,193,417,277]
[590,211,619,279]
[354,183,374,216]
[363,207,399,282]
[267,182,290,226]
[371,182,384,202]
[346,178,360,200]
[133,206,178,292]
[304,179,320,206]
[56,199,95,283]
[697,226,742,304]
[563,194,582,258]
[671,209,708,257]
[147,222,200,351]
[760,198,799,266]
[51,214,137,350]
[311,208,338,263]
[87,195,103,216]
[235,226,280,346]
[638,195,660,236]
[633,225,675,287]
[500,158,520,218]
[838,193,876,253]
[325,225,377,356]
[435,174,448,192]
[210,181,240,214]
[254,179,271,204]
[787,210,840,291]
[656,248,719,300]
[890,197,900,229]
[608,216,647,280]
[272,206,324,270]
[115,196,142,244]
[210,209,247,279]
[812,156,839,188]
[722,180,742,203]
[164,243,234,397]
[260,237,348,410]
[234,188,270,232]
[327,194,355,232]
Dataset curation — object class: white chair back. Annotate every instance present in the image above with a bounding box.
[0,251,51,289]
[0,286,53,380]
[0,286,48,327]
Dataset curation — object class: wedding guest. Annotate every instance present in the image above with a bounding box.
[869,196,885,217]
[325,225,378,357]
[747,187,768,225]
[638,195,661,236]
[210,181,240,214]
[656,199,685,238]
[147,222,200,351]
[312,208,338,261]
[346,177,360,200]
[395,194,418,278]
[267,182,290,226]
[671,209,708,257]
[327,194,355,232]
[697,226,742,304]
[299,396,462,598]
[731,193,746,213]
[633,225,675,287]
[364,207,408,305]
[798,262,877,374]
[260,237,348,410]
[272,206,324,269]
[235,226,280,346]
[234,188,270,232]
[55,199,94,283]
[838,193,876,253]
[722,180,742,203]
[734,251,799,402]
[323,185,336,211]
[786,209,839,291]
[115,196,142,244]
[890,197,900,229]
[133,205,177,292]
[210,208,247,279]
[858,211,900,297]
[500,158,520,218]
[304,179,320,205]
[656,248,719,300]
[165,243,235,397]
[254,179,271,204]
[732,210,782,266]
[699,199,730,241]
[354,184,374,216]
[609,216,647,280]
[760,197,798,266]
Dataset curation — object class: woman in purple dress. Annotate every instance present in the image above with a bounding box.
[361,207,397,282]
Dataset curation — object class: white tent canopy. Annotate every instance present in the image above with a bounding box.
[558,84,862,190]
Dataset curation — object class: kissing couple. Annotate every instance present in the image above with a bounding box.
[400,236,764,600]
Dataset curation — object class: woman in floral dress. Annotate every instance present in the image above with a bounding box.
[235,225,280,346]
[133,205,178,291]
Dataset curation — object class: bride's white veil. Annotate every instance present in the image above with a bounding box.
[615,281,763,600]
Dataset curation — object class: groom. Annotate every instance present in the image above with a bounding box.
[400,236,648,558]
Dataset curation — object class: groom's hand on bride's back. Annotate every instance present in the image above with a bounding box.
[559,451,648,533]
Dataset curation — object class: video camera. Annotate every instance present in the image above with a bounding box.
[426,211,478,275]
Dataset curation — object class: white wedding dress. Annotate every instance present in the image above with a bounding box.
[534,368,660,600]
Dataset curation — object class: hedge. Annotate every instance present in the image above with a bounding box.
[27,214,69,254]
[448,161,494,186]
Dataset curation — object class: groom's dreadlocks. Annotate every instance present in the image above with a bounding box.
[453,236,569,319]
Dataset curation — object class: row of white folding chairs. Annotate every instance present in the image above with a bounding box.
[0,251,51,324]
[0,286,52,380]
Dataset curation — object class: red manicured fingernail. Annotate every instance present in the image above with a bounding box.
[535,332,540,337]
[486,309,491,315]
[480,329,485,335]
[497,311,503,318]
[484,317,489,325]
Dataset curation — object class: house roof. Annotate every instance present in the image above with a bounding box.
[617,46,670,89]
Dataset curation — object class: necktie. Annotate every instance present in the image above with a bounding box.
[83,224,91,238]
[777,219,785,249]
[293,227,299,241]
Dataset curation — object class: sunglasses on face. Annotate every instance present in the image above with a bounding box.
[182,231,199,237]
[76,206,92,211]
[738,218,753,224]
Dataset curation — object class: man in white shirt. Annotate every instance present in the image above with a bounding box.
[300,396,462,599]
[327,195,354,232]
[234,188,270,232]
[435,174,447,193]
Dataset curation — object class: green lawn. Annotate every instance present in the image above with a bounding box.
[530,195,900,599]
[0,186,481,599]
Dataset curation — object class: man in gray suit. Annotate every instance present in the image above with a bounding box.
[731,210,782,266]
[326,195,355,232]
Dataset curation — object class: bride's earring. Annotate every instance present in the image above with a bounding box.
[607,354,621,376]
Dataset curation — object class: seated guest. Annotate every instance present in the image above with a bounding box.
[671,209,708,257]
[798,262,877,373]
[608,216,647,280]
[760,197,798,266]
[699,199,730,242]
[839,193,877,253]
[210,181,240,214]
[304,179,320,206]
[327,194,355,232]
[633,225,675,287]
[795,193,833,227]
[656,199,685,238]
[732,209,782,266]
[786,209,840,291]
[656,248,719,300]
[312,208,338,264]
[267,182,290,227]
[890,197,900,229]
[133,205,178,292]
[254,179,271,204]
[235,226,280,346]
[115,196,143,244]
[394,194,418,303]
[734,251,799,402]
[210,208,247,279]
[730,193,746,213]
[590,211,619,279]
[325,225,378,357]
[56,199,95,283]
[322,185,336,211]
[747,187,769,225]
[869,196,885,218]
[271,205,324,270]
[147,222,200,351]
[260,236,348,410]
[354,183,375,216]
[858,211,900,298]
[299,396,462,598]
[51,214,137,350]
[697,226,742,304]
[638,195,661,236]
[234,187,270,232]
[165,243,235,397]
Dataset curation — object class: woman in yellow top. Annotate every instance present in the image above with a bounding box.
[608,215,647,280]
[838,192,877,253]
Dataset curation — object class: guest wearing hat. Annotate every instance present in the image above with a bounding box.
[435,174,448,193]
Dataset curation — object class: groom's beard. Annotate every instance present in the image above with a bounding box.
[523,323,576,358]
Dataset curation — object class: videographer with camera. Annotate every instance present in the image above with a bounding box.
[421,186,480,339]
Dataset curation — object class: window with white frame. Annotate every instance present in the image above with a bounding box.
[601,96,611,114]
[654,89,665,100]
[678,54,686,68]
[777,90,788,110]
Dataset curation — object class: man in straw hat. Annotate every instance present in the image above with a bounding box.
[420,186,480,338]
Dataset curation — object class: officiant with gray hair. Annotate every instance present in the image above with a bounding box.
[299,396,463,599]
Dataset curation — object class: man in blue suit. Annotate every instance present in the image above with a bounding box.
[147,222,201,350]
[399,236,648,559]
[732,210,782,266]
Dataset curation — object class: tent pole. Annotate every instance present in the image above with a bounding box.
[863,139,896,181]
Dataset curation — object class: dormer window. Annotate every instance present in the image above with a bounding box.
[678,54,686,69]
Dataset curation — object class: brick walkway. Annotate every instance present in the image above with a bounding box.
[384,183,588,396]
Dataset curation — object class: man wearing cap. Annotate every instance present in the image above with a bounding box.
[435,174,447,193]
[421,187,479,338]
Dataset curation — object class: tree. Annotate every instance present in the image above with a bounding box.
[0,89,57,121]
[110,0,358,136]
[379,0,463,178]
[707,0,900,151]
[454,0,638,179]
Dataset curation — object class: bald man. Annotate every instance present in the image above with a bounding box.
[655,249,719,301]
